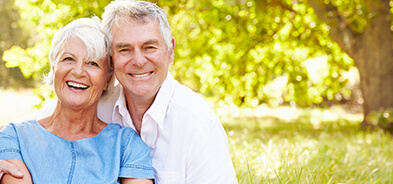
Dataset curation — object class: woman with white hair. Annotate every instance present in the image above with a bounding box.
[0,17,154,184]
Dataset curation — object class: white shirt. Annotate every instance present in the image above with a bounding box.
[37,73,237,183]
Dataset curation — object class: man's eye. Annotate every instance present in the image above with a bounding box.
[119,48,130,52]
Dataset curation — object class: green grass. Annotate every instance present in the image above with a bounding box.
[222,106,393,183]
[2,89,392,183]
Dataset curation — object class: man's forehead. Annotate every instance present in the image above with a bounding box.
[113,16,156,29]
[111,20,161,39]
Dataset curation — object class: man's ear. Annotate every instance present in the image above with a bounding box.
[168,37,175,64]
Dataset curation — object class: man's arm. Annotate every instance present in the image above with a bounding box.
[0,159,31,184]
[186,119,238,183]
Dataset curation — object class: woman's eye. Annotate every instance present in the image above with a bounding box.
[88,61,99,67]
[63,57,74,61]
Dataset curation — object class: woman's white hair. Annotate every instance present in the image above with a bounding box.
[101,0,173,51]
[44,17,113,95]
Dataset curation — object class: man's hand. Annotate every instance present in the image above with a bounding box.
[0,160,23,179]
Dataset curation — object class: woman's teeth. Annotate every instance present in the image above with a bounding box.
[67,81,89,89]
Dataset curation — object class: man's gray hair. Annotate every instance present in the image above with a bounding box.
[101,0,173,51]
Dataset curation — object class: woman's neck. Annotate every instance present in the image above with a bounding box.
[38,101,107,141]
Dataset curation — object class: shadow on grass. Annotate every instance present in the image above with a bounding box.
[222,112,363,140]
[224,109,393,183]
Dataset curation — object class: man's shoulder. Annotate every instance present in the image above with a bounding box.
[97,83,123,123]
[99,83,123,107]
[170,83,218,120]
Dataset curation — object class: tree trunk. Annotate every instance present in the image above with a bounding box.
[353,1,393,127]
[309,0,393,127]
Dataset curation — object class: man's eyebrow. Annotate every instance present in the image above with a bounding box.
[144,39,159,45]
[114,43,130,48]
[114,39,159,48]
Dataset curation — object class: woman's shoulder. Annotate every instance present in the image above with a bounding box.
[101,123,146,151]
[103,123,139,141]
[106,123,137,134]
[0,120,41,153]
[1,120,39,133]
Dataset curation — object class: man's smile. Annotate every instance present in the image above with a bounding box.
[129,72,153,78]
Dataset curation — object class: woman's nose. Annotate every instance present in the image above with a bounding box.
[72,62,86,77]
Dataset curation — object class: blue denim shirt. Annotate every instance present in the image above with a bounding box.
[0,120,154,183]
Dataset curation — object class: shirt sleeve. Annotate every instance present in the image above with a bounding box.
[186,118,238,184]
[0,123,23,161]
[119,128,154,179]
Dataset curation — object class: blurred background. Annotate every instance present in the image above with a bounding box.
[1,0,393,183]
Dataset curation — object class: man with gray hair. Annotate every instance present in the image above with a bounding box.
[0,0,238,183]
[99,0,237,183]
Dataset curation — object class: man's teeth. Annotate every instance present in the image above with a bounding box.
[132,73,150,78]
[67,82,88,89]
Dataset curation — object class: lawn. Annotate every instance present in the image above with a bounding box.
[1,89,392,183]
[223,106,393,183]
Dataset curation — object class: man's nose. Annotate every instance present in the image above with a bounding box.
[131,49,147,67]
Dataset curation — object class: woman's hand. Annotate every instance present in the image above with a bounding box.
[0,160,23,179]
[121,178,153,184]
[0,160,31,184]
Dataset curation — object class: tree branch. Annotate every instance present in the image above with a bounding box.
[308,0,357,57]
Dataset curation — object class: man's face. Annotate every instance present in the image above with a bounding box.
[111,19,174,100]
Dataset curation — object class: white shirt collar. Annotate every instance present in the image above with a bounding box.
[145,73,176,129]
[111,83,134,129]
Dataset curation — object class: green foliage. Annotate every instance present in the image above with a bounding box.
[0,0,33,88]
[165,0,355,107]
[2,0,111,102]
[3,0,112,81]
[4,41,50,79]
[3,0,381,108]
[323,0,370,33]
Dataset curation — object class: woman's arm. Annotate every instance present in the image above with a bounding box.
[121,178,153,184]
[0,160,32,184]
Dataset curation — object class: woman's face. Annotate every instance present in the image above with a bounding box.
[53,38,112,110]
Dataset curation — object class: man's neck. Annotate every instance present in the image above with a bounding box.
[124,89,156,135]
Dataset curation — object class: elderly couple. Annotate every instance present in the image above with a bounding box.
[0,0,237,183]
